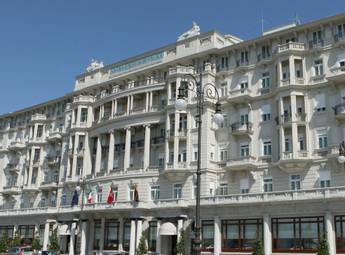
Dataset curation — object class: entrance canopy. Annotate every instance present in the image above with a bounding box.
[159,222,177,235]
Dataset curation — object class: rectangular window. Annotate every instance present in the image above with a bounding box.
[312,30,322,44]
[173,183,183,199]
[335,216,345,253]
[31,167,38,184]
[18,225,35,245]
[151,185,160,200]
[285,138,291,152]
[240,144,249,157]
[36,125,43,138]
[123,221,131,252]
[220,83,228,97]
[80,108,88,123]
[314,59,324,76]
[261,104,271,122]
[261,72,270,88]
[97,186,103,203]
[299,136,305,151]
[263,177,273,192]
[318,134,328,149]
[240,178,249,194]
[220,149,228,161]
[33,148,40,162]
[272,217,324,252]
[222,219,263,252]
[148,221,157,252]
[319,170,331,188]
[0,226,14,239]
[240,114,249,125]
[218,183,228,196]
[263,140,272,156]
[104,220,119,250]
[202,220,214,252]
[337,24,345,37]
[290,175,301,191]
[240,50,249,63]
[240,80,248,90]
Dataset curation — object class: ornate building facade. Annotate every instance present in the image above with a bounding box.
[1,13,345,255]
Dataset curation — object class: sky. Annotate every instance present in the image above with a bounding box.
[0,0,345,115]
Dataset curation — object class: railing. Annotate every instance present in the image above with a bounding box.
[231,122,253,133]
[227,155,256,165]
[236,60,249,68]
[274,42,305,54]
[330,66,345,75]
[30,113,46,122]
[279,113,306,123]
[73,95,95,103]
[257,54,272,62]
[229,88,252,97]
[168,66,194,76]
[131,106,145,114]
[309,40,324,49]
[334,33,345,43]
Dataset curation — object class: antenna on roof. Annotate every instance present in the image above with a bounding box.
[294,13,301,25]
[261,11,264,35]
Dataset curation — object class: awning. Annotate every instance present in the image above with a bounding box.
[159,222,177,236]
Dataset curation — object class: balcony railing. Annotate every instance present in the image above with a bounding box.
[334,33,345,43]
[231,122,253,134]
[168,66,194,76]
[309,40,324,49]
[274,42,305,54]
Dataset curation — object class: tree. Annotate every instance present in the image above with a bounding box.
[49,228,60,252]
[11,231,21,247]
[252,240,264,255]
[317,233,330,255]
[31,235,42,252]
[176,230,186,255]
[137,232,148,255]
[0,231,10,252]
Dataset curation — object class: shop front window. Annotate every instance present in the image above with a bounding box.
[103,220,119,250]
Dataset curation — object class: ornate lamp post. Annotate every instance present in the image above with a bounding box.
[175,72,224,254]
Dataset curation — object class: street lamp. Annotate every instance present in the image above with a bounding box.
[338,141,345,164]
[175,72,223,254]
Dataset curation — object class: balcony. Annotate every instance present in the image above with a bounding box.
[230,122,253,136]
[40,177,58,190]
[46,131,62,142]
[334,34,345,46]
[64,176,80,185]
[28,136,46,145]
[277,113,306,125]
[131,106,146,115]
[235,60,250,71]
[256,54,272,66]
[226,156,257,171]
[8,141,26,151]
[275,151,310,172]
[280,77,305,87]
[22,184,39,193]
[30,114,46,123]
[71,121,88,129]
[6,163,20,174]
[333,103,345,119]
[327,66,345,83]
[164,162,189,181]
[72,95,95,104]
[113,111,127,119]
[274,42,305,55]
[259,87,271,95]
[308,40,324,51]
[2,185,20,195]
[151,136,165,146]
[47,156,61,166]
[168,66,194,77]
[229,88,253,102]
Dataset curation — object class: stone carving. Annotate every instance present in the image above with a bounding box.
[86,59,104,72]
[177,21,201,41]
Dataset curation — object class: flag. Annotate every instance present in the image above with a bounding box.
[87,190,93,204]
[71,190,79,207]
[107,185,114,204]
[134,185,139,202]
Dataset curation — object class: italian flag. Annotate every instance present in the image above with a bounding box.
[87,190,93,204]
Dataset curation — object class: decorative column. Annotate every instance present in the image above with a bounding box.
[129,220,136,255]
[43,221,50,251]
[290,95,299,158]
[95,135,102,173]
[118,218,124,251]
[143,125,151,170]
[278,61,283,87]
[124,127,131,171]
[69,222,77,255]
[145,93,150,112]
[107,130,115,172]
[156,220,161,253]
[214,217,221,255]
[173,112,180,167]
[263,214,272,255]
[289,56,295,84]
[80,221,88,255]
[136,220,143,248]
[326,212,336,255]
[279,98,285,159]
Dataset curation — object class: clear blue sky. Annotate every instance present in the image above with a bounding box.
[0,0,345,115]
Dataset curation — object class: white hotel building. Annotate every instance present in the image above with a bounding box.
[1,12,345,255]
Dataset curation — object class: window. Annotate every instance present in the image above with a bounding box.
[299,136,305,151]
[97,186,103,203]
[18,225,35,245]
[261,45,270,59]
[148,222,157,252]
[61,194,66,206]
[218,183,228,195]
[239,77,248,90]
[33,148,40,162]
[319,170,331,188]
[179,115,187,130]
[173,183,182,199]
[285,138,291,152]
[314,93,326,112]
[335,216,345,253]
[240,178,249,194]
[240,50,249,64]
[76,158,83,176]
[318,134,328,149]
[263,140,272,156]
[202,220,214,252]
[221,56,229,69]
[222,219,262,252]
[337,24,345,37]
[193,145,198,161]
[93,220,101,250]
[240,144,249,157]
[36,125,43,138]
[290,175,301,190]
[80,108,88,123]
[261,104,271,122]
[240,114,248,125]
[129,186,135,201]
[104,220,119,250]
[31,168,38,184]
[0,226,14,239]
[272,217,324,252]
[312,30,322,44]
[261,72,270,88]
[151,185,160,200]
[263,177,273,192]
[123,221,131,252]
[220,149,228,161]
[178,150,187,162]
[314,59,324,76]
[220,83,228,97]
[219,114,228,128]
